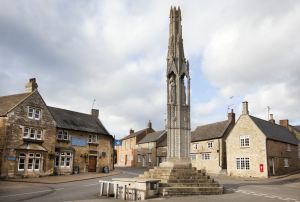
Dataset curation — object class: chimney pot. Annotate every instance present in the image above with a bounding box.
[129,129,134,134]
[228,109,235,123]
[25,78,38,92]
[269,114,275,124]
[91,109,99,118]
[242,101,249,115]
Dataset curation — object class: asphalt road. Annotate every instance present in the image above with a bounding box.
[0,168,299,202]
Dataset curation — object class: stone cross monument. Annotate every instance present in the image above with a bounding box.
[139,7,223,196]
[162,6,191,167]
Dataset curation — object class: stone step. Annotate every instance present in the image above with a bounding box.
[159,182,220,187]
[166,179,214,183]
[160,187,224,196]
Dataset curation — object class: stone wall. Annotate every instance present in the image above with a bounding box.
[226,115,268,178]
[190,138,223,174]
[136,142,156,168]
[55,129,113,174]
[1,91,56,178]
[266,139,299,175]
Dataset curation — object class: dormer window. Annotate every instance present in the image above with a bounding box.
[88,134,97,143]
[57,130,69,140]
[28,107,41,120]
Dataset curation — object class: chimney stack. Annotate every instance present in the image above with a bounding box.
[269,114,275,124]
[91,109,99,118]
[147,120,152,129]
[280,119,289,128]
[25,78,38,92]
[228,109,235,123]
[129,129,134,134]
[242,101,249,115]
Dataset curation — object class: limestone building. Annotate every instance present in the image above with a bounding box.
[48,107,113,174]
[0,78,114,178]
[0,79,56,178]
[191,110,235,174]
[116,121,154,167]
[226,101,299,178]
[136,130,167,168]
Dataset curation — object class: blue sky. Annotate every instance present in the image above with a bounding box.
[0,0,299,138]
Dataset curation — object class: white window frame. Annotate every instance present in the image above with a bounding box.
[284,158,289,167]
[34,153,41,170]
[190,154,196,161]
[207,141,213,149]
[236,157,250,170]
[240,135,250,147]
[287,144,291,152]
[193,143,199,150]
[18,153,26,171]
[28,107,41,120]
[23,127,43,140]
[57,130,69,140]
[28,153,34,171]
[202,153,210,160]
[88,134,98,143]
[58,152,72,168]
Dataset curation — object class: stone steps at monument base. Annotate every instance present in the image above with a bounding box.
[159,182,220,187]
[161,178,214,183]
[140,173,210,180]
[160,187,224,196]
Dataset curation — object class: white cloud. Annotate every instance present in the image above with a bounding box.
[0,0,299,139]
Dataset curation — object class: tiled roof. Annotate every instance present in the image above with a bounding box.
[250,116,298,145]
[138,130,166,144]
[191,120,230,142]
[0,92,31,116]
[122,128,153,140]
[48,106,110,136]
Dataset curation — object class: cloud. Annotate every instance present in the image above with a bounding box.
[0,0,299,139]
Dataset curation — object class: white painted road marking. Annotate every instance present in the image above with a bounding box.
[226,188,299,202]
[0,188,64,198]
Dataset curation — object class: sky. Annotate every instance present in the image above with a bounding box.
[0,0,299,139]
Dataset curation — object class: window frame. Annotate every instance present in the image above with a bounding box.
[240,135,250,148]
[88,134,98,143]
[287,144,291,152]
[57,130,69,140]
[236,157,250,170]
[193,143,199,150]
[284,158,289,167]
[190,154,196,161]
[23,127,43,140]
[18,153,26,171]
[28,107,41,120]
[207,141,213,149]
[202,153,210,160]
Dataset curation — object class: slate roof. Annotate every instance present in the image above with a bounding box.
[294,125,300,132]
[138,130,166,144]
[0,92,31,116]
[191,120,230,142]
[48,106,110,136]
[250,116,298,145]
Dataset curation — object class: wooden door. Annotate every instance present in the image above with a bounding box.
[88,156,97,172]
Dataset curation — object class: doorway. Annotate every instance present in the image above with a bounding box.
[88,156,97,172]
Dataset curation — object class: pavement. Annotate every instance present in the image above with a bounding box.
[4,170,120,184]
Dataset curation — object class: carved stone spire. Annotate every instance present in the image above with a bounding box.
[163,6,191,167]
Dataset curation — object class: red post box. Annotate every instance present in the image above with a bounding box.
[260,164,264,172]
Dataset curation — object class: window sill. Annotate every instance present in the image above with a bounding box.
[88,142,99,146]
[240,146,250,148]
[23,138,44,143]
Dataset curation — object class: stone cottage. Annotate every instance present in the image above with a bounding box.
[136,130,167,168]
[116,121,154,167]
[0,79,56,178]
[48,107,114,174]
[226,101,299,178]
[190,110,235,174]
